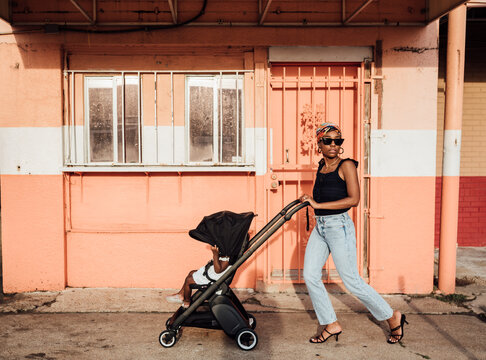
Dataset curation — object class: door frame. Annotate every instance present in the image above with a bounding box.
[263,61,372,285]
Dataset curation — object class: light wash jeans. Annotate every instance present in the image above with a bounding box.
[303,212,393,325]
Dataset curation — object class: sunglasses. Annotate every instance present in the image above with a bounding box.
[319,138,344,146]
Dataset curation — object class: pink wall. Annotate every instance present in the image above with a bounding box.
[0,23,66,292]
[370,178,436,293]
[1,18,439,294]
[1,175,65,292]
[0,43,61,127]
[64,173,258,288]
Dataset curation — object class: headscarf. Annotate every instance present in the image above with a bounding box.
[316,123,342,142]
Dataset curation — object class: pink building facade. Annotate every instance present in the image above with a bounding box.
[0,1,466,294]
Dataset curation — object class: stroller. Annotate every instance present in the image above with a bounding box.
[159,199,309,351]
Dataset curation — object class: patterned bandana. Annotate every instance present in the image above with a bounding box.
[316,123,342,142]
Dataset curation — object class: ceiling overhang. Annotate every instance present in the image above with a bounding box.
[0,0,475,29]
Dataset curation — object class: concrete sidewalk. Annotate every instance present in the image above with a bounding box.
[0,247,485,359]
[1,247,485,316]
[0,286,478,316]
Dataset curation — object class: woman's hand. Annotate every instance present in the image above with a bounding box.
[300,194,318,208]
[211,245,219,254]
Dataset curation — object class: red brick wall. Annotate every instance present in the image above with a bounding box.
[435,176,486,247]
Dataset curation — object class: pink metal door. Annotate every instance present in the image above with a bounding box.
[265,64,366,285]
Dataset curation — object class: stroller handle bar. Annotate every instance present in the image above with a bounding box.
[170,199,309,330]
[247,199,302,248]
[285,201,310,221]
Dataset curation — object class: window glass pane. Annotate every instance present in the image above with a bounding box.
[189,85,214,162]
[81,72,250,167]
[117,78,139,163]
[220,87,243,163]
[88,80,113,162]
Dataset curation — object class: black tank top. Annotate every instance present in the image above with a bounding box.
[312,158,359,216]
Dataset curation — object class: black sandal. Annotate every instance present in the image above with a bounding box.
[387,314,408,344]
[309,328,342,343]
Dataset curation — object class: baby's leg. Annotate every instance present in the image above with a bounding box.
[182,270,197,306]
[175,270,195,295]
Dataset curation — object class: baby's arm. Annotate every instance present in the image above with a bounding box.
[211,246,230,274]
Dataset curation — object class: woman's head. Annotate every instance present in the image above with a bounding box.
[316,123,341,141]
[316,123,344,158]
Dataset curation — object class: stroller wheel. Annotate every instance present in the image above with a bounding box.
[248,314,257,330]
[159,330,177,348]
[236,328,258,351]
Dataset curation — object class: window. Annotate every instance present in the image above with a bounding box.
[65,70,253,170]
[186,75,244,165]
[85,76,140,163]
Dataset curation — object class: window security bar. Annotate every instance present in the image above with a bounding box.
[64,70,254,170]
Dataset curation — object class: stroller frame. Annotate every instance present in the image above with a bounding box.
[159,199,309,351]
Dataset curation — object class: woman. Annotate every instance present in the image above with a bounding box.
[300,123,407,344]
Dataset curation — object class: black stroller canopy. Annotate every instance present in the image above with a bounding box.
[189,211,255,257]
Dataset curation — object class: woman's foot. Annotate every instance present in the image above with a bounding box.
[309,323,343,343]
[387,311,408,344]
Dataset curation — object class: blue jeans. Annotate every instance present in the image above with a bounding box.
[303,212,393,325]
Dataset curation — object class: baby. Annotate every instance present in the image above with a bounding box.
[166,245,232,307]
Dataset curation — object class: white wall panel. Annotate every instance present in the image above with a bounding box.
[142,125,185,165]
[269,46,373,63]
[254,127,267,176]
[370,129,437,177]
[0,127,62,175]
[63,125,85,164]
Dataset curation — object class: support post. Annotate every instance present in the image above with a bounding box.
[438,4,467,294]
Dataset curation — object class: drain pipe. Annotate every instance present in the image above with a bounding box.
[438,4,467,294]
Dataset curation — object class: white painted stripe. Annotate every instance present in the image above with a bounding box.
[0,126,266,174]
[142,126,185,165]
[143,126,265,170]
[442,129,462,177]
[140,126,156,164]
[269,46,373,63]
[0,127,62,175]
[254,127,267,176]
[63,125,85,164]
[370,129,437,177]
[141,126,157,164]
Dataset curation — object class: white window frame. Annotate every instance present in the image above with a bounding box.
[185,74,245,166]
[83,75,141,164]
[63,70,254,172]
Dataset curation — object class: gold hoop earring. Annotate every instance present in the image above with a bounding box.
[339,147,344,155]
[317,148,322,154]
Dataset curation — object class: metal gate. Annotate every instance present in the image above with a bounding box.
[265,63,367,285]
